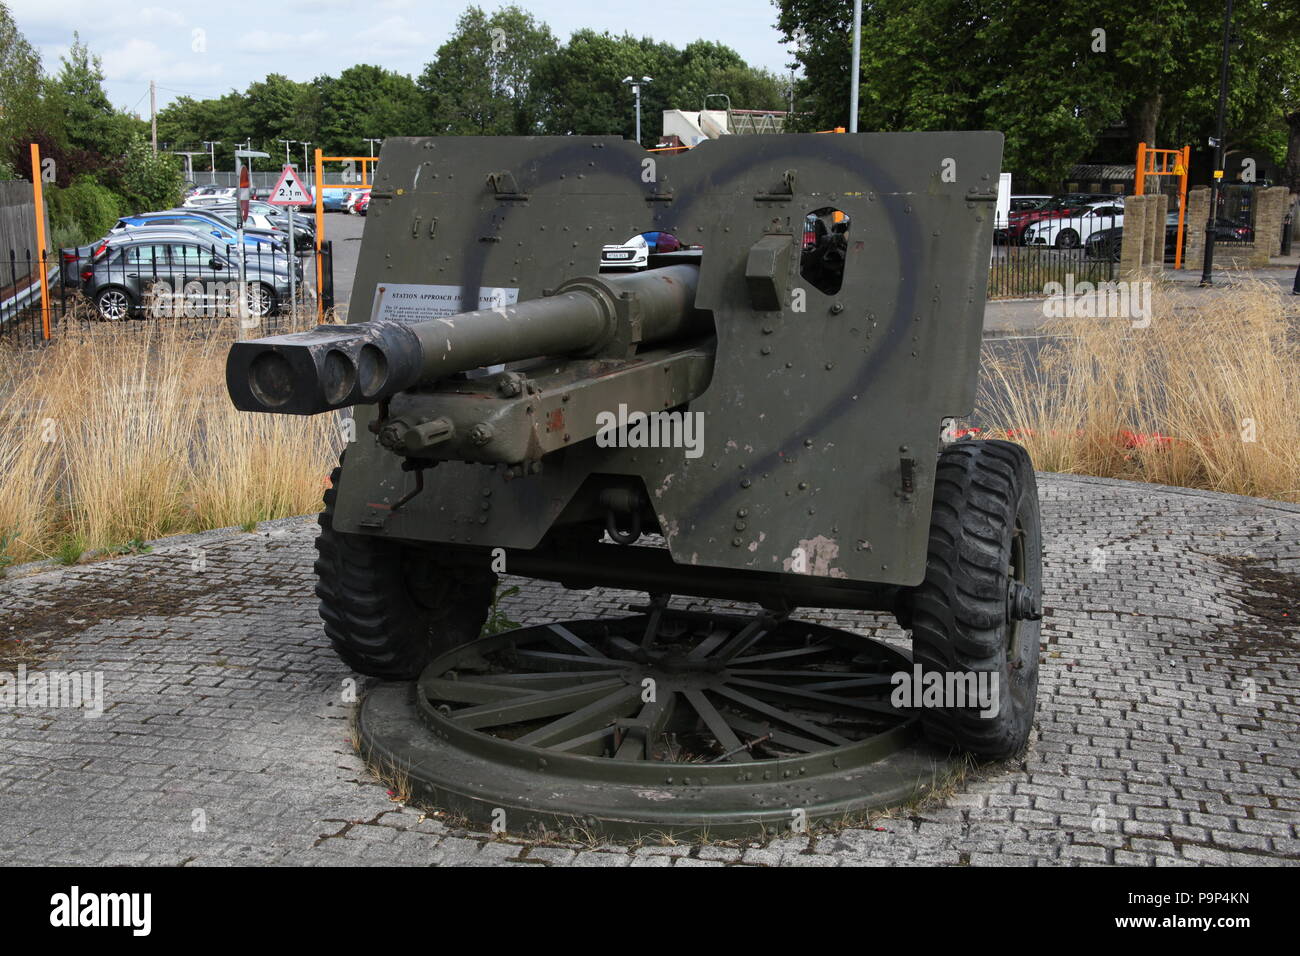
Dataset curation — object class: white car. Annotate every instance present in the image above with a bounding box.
[345,188,371,214]
[600,233,650,270]
[184,187,238,208]
[1022,201,1125,249]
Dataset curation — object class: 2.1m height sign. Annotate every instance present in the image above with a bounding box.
[268,165,313,206]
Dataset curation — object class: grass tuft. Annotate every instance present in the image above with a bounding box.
[974,280,1299,502]
[0,319,344,565]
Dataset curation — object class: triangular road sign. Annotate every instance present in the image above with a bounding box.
[268,165,313,206]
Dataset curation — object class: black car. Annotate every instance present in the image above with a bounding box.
[1084,214,1253,262]
[203,201,315,249]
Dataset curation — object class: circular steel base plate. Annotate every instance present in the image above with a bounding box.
[357,612,960,840]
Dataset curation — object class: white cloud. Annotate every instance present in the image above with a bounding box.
[100,37,224,85]
[353,17,427,55]
[237,29,330,54]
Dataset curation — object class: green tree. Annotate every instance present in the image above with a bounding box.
[534,31,677,143]
[51,34,132,158]
[244,73,311,151]
[0,3,51,151]
[118,133,184,212]
[419,5,558,135]
[776,0,1300,189]
[318,65,423,154]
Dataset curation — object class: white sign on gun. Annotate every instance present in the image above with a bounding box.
[267,165,314,315]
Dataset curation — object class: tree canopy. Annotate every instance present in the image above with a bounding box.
[776,0,1300,189]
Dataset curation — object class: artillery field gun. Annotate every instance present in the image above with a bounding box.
[227,132,1043,837]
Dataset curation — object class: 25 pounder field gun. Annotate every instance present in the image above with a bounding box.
[227,133,1043,837]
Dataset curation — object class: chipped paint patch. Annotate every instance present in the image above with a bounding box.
[634,789,675,802]
[782,535,847,578]
[655,473,675,498]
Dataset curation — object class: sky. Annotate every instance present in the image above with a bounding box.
[6,0,797,114]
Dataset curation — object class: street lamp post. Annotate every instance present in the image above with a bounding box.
[301,142,312,187]
[1200,0,1235,287]
[364,138,383,157]
[849,0,862,132]
[622,76,653,146]
[203,141,221,184]
[278,139,296,167]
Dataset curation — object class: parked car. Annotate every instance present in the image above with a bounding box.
[355,192,371,216]
[58,237,111,285]
[1022,201,1125,249]
[1009,194,1052,213]
[208,205,319,251]
[345,187,370,214]
[1085,213,1253,262]
[994,195,1054,242]
[111,211,284,252]
[75,229,298,320]
[322,189,356,212]
[202,199,314,240]
[599,232,683,270]
[184,187,238,207]
[1005,194,1119,243]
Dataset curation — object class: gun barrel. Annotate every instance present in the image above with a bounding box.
[227,263,704,415]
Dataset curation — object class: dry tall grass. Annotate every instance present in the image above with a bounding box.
[0,319,344,565]
[976,279,1299,503]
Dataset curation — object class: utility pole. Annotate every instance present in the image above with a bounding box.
[150,80,158,154]
[1200,0,1235,287]
[849,0,862,132]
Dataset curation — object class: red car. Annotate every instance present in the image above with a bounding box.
[355,192,371,216]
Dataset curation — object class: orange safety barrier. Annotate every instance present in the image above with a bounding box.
[1135,142,1191,269]
[30,143,50,340]
[313,150,378,318]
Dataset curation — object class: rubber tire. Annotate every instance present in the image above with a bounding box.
[95,286,135,321]
[314,464,496,679]
[1055,229,1080,249]
[247,282,279,318]
[906,440,1042,758]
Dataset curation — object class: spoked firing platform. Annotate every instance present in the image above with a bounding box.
[357,606,960,840]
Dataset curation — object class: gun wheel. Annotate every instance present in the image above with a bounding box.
[357,608,959,839]
[906,440,1043,758]
[314,465,496,679]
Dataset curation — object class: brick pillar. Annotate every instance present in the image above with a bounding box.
[1183,187,1209,270]
[1120,195,1148,278]
[1142,194,1160,268]
[1254,185,1289,258]
[1150,193,1168,274]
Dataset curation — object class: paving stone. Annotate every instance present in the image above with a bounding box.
[0,476,1296,866]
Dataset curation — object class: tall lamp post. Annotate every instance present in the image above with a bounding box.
[849,0,862,132]
[1200,0,1235,287]
[622,76,653,146]
[202,140,221,184]
[278,139,296,167]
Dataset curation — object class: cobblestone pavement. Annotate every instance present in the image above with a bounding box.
[1,474,1297,867]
